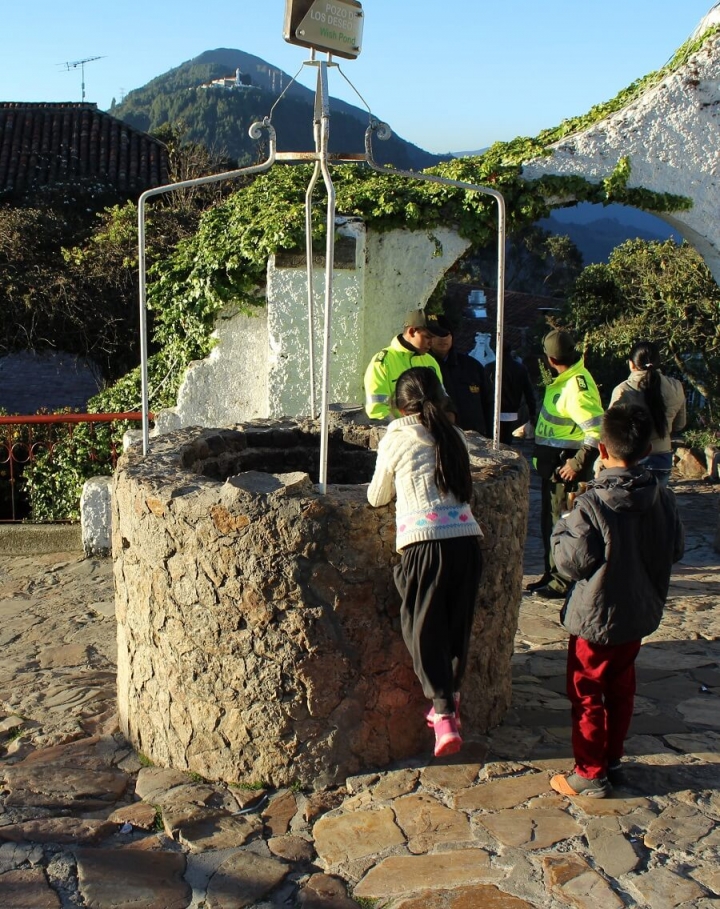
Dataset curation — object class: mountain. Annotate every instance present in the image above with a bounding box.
[450,148,489,158]
[539,202,681,264]
[111,49,446,171]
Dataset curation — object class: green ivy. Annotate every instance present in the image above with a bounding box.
[21,420,127,522]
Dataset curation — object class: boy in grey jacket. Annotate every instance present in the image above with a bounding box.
[549,404,684,798]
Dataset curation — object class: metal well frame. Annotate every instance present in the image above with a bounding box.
[137,54,506,491]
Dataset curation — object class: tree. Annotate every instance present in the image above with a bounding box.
[0,125,238,383]
[563,239,720,420]
[454,225,584,298]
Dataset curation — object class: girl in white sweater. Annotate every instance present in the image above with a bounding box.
[367,367,483,757]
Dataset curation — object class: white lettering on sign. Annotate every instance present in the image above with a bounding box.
[326,3,351,16]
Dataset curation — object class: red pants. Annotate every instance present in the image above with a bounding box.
[567,635,641,779]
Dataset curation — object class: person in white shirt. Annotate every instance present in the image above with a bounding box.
[367,367,483,758]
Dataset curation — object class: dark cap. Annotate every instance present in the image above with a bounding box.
[403,309,451,337]
[543,329,576,360]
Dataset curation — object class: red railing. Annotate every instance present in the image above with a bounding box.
[0,412,149,522]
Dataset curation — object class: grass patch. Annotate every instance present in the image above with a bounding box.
[230,780,270,791]
[151,805,165,832]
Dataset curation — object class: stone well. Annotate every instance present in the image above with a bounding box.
[113,417,529,788]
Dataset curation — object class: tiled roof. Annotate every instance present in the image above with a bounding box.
[444,281,563,354]
[0,102,169,198]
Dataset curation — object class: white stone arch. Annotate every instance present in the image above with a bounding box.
[523,6,720,283]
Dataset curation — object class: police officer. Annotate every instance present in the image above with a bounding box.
[527,329,603,599]
[430,314,492,435]
[364,310,445,420]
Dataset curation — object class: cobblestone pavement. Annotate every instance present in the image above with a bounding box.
[1,469,719,908]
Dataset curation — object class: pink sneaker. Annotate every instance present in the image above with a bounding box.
[432,714,462,758]
[425,693,462,729]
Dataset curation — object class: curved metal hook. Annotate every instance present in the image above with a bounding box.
[249,118,276,144]
[368,118,392,142]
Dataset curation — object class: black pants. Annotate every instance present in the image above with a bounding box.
[499,421,518,445]
[540,476,571,592]
[394,537,483,716]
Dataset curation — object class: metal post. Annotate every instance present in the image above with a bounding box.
[316,59,337,494]
[305,163,321,418]
[304,50,320,419]
[491,200,507,449]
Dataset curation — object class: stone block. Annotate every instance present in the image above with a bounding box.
[80,475,112,557]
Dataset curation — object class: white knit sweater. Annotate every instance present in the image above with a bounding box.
[367,415,482,552]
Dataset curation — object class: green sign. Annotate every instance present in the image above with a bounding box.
[284,0,364,60]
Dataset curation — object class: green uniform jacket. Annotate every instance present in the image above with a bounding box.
[364,336,443,420]
[534,359,603,476]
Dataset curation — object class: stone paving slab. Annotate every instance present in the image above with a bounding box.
[0,473,719,907]
[353,850,502,900]
[0,867,61,908]
[542,853,625,909]
[75,845,190,909]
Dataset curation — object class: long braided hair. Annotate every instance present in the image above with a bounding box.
[629,340,667,437]
[393,367,473,503]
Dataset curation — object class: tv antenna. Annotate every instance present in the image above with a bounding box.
[59,56,105,102]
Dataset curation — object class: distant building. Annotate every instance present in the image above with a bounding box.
[0,102,169,199]
[200,68,253,91]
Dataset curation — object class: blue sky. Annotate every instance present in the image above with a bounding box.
[2,1,716,153]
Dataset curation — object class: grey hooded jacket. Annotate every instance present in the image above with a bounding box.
[551,467,685,645]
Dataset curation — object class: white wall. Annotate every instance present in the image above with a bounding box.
[174,303,269,428]
[266,218,366,418]
[362,227,470,369]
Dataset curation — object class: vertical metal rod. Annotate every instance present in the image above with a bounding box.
[491,195,507,451]
[316,59,336,494]
[137,196,150,455]
[304,48,319,419]
[305,161,321,417]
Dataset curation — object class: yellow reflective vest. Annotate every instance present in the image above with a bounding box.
[535,359,603,451]
[364,336,443,420]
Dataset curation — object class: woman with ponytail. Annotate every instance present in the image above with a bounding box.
[610,341,686,487]
[367,367,483,757]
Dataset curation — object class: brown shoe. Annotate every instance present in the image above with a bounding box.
[526,573,552,592]
[550,772,610,798]
[534,584,567,600]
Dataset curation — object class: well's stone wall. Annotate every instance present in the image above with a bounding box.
[113,419,528,787]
